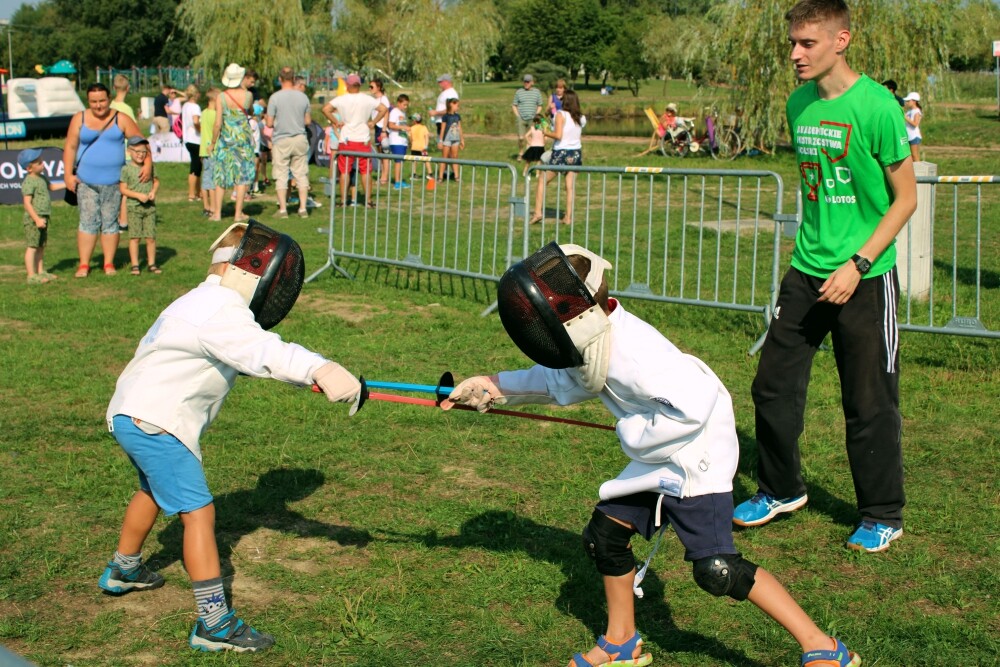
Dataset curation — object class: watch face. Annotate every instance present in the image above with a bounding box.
[854,255,871,274]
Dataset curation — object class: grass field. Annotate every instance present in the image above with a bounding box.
[0,83,998,666]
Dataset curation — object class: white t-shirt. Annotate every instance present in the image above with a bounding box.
[388,108,408,147]
[435,87,459,124]
[331,93,380,144]
[553,111,585,151]
[181,101,201,145]
[374,94,390,129]
[905,108,922,142]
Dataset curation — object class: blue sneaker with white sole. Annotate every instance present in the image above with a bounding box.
[98,561,164,595]
[846,521,902,553]
[801,637,862,666]
[733,491,808,527]
[189,609,275,653]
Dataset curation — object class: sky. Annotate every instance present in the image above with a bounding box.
[0,0,34,22]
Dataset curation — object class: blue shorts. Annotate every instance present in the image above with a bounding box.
[597,491,736,561]
[111,414,213,516]
[201,156,215,191]
[389,144,407,156]
[78,182,122,235]
[909,137,922,145]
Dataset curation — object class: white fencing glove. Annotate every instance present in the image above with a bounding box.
[442,375,505,412]
[313,362,364,415]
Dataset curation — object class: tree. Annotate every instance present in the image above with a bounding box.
[602,7,654,95]
[502,0,607,81]
[705,0,955,152]
[946,0,1000,71]
[178,0,313,80]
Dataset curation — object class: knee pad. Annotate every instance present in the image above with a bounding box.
[692,553,758,601]
[582,510,636,577]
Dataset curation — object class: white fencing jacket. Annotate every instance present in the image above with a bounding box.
[497,300,738,500]
[106,275,327,461]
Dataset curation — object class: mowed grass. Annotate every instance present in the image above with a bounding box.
[0,123,998,666]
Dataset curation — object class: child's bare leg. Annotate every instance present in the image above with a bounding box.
[116,490,160,555]
[129,238,140,268]
[25,247,37,277]
[146,238,157,267]
[180,503,222,581]
[568,571,643,667]
[35,246,45,274]
[747,567,832,653]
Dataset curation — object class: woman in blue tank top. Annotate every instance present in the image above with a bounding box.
[63,83,149,277]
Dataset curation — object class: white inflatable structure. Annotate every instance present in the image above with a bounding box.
[6,77,84,119]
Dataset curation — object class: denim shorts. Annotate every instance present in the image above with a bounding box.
[111,414,213,516]
[201,157,215,191]
[596,491,737,561]
[78,182,121,235]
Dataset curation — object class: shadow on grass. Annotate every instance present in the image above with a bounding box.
[146,468,371,586]
[932,258,1000,289]
[404,509,766,667]
[50,246,179,273]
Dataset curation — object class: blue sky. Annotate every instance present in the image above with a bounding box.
[0,0,34,22]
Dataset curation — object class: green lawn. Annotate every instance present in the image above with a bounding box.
[0,83,998,666]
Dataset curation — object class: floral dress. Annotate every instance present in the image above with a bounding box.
[213,90,256,188]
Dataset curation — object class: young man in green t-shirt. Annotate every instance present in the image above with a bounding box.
[734,0,917,554]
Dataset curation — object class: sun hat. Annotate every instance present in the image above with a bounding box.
[17,147,43,169]
[412,112,422,123]
[523,74,534,83]
[127,136,149,147]
[346,73,362,87]
[665,103,678,113]
[903,92,920,102]
[221,63,246,88]
[436,73,452,83]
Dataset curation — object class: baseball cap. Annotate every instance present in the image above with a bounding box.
[346,74,362,87]
[903,92,920,102]
[436,73,452,83]
[127,136,150,147]
[523,74,534,83]
[17,147,43,169]
[665,103,678,113]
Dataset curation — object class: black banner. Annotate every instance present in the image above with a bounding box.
[0,147,68,205]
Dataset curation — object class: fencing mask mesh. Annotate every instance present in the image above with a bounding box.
[210,220,305,330]
[497,242,612,390]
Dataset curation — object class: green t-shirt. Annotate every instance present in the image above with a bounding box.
[22,174,51,223]
[200,108,217,157]
[121,162,154,211]
[786,74,910,279]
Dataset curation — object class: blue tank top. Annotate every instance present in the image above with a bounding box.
[77,112,126,186]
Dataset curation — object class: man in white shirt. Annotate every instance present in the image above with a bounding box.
[322,74,387,207]
[430,73,459,148]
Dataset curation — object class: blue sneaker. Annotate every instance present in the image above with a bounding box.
[393,181,410,190]
[846,521,902,553]
[98,561,164,595]
[189,609,275,653]
[732,491,808,527]
[801,637,861,666]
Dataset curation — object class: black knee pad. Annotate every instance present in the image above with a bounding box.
[692,553,758,601]
[582,509,636,577]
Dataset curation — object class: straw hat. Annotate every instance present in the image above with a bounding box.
[221,63,246,88]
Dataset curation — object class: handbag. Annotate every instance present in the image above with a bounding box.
[66,111,118,206]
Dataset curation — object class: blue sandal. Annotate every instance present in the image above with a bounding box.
[801,637,862,666]
[571,632,653,666]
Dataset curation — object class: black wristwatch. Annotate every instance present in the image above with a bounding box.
[851,254,872,276]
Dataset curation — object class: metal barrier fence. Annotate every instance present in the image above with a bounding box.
[525,164,787,352]
[307,151,520,316]
[894,175,999,339]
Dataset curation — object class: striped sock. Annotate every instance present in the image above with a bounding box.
[193,577,229,629]
[112,551,142,572]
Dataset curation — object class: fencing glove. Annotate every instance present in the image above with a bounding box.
[442,375,505,412]
[313,362,364,415]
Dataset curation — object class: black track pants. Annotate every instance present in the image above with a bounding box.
[751,267,904,527]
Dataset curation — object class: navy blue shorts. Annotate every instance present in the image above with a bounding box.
[596,491,737,561]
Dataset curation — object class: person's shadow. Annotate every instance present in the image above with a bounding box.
[146,468,371,585]
[398,510,766,667]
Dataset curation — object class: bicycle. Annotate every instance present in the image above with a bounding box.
[658,118,700,158]
[705,108,743,161]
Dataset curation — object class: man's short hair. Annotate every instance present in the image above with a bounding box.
[279,67,295,82]
[396,93,409,104]
[293,76,307,87]
[113,74,130,92]
[785,0,850,30]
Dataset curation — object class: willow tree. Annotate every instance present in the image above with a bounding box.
[332,0,502,81]
[703,0,955,151]
[178,0,312,79]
